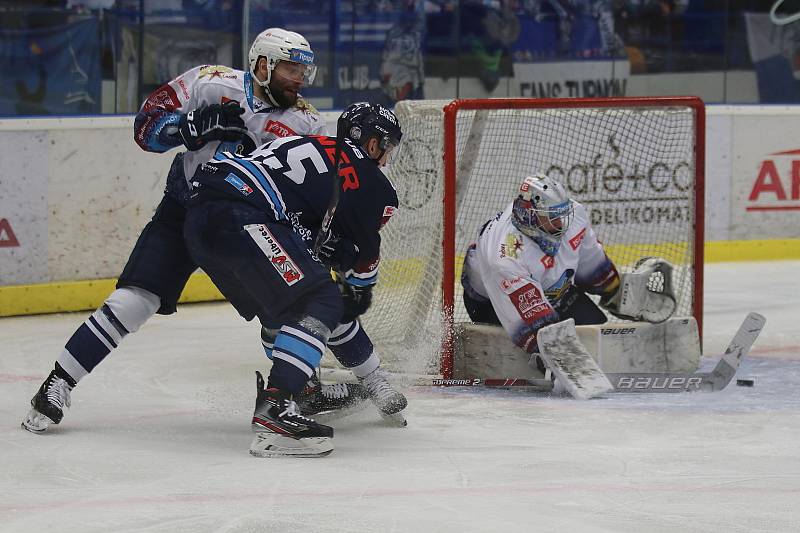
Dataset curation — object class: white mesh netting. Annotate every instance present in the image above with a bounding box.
[351,98,701,376]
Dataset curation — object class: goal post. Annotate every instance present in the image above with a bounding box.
[359,97,705,380]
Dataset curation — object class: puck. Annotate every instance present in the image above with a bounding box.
[736,379,754,387]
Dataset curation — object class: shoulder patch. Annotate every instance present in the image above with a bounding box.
[499,233,524,259]
[295,96,320,116]
[198,65,238,80]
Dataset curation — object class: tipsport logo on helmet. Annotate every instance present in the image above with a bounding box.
[289,49,314,65]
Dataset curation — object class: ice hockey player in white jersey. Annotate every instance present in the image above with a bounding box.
[461,174,622,356]
[22,28,363,434]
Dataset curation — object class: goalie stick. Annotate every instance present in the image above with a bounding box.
[424,312,766,395]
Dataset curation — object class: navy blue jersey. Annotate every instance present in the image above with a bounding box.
[190,135,398,286]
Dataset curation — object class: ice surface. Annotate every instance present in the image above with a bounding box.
[1,261,798,532]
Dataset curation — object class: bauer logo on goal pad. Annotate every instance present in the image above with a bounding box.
[610,374,703,391]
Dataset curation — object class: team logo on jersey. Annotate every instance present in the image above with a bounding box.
[569,228,586,250]
[499,234,523,258]
[246,224,304,285]
[508,284,551,325]
[540,255,555,269]
[224,173,253,196]
[199,65,236,80]
[264,120,296,137]
[544,269,575,302]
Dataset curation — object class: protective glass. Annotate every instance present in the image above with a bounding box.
[273,60,317,86]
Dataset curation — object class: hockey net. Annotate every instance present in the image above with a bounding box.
[354,97,705,379]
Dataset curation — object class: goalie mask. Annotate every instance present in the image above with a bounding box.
[248,28,317,105]
[511,174,574,256]
[338,102,403,164]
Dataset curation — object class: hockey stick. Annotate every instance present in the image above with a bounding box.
[312,121,347,255]
[419,313,766,395]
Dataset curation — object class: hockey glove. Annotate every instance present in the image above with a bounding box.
[340,283,373,324]
[317,233,359,272]
[179,101,248,151]
[600,257,676,323]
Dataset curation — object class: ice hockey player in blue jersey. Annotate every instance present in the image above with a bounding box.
[21,28,336,434]
[184,102,404,456]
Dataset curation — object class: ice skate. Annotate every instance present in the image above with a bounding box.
[249,371,333,458]
[296,374,370,422]
[22,370,73,434]
[359,367,408,426]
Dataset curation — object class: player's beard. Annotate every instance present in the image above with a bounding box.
[268,81,298,108]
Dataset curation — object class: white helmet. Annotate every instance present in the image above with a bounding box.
[248,27,317,89]
[511,174,574,256]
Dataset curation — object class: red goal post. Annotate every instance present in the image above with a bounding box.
[362,97,705,380]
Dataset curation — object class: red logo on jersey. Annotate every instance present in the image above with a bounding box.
[221,96,238,105]
[0,218,20,247]
[142,84,180,112]
[253,225,304,285]
[380,206,396,229]
[509,284,551,325]
[265,120,296,138]
[540,255,555,269]
[569,228,586,250]
[177,79,190,100]
[500,276,525,293]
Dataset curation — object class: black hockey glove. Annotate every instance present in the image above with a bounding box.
[317,233,359,272]
[178,101,247,151]
[339,282,373,324]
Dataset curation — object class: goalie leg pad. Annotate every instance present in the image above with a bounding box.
[536,319,614,400]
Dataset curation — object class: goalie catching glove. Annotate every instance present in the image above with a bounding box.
[179,101,248,151]
[600,256,676,323]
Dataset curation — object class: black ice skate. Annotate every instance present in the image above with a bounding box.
[249,371,333,458]
[22,369,74,434]
[296,374,370,422]
[358,367,408,426]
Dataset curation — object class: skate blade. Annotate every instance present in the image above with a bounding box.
[249,433,333,458]
[21,409,54,434]
[379,411,407,427]
[309,401,371,424]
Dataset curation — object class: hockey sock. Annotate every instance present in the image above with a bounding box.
[260,326,278,359]
[267,323,326,395]
[328,320,380,378]
[56,287,159,383]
